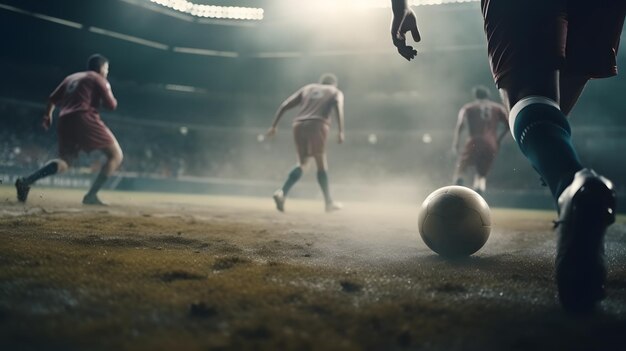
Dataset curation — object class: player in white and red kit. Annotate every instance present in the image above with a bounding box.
[266,73,345,213]
[390,0,625,312]
[15,54,123,205]
[452,86,508,195]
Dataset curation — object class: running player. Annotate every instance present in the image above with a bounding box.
[390,0,625,312]
[267,73,345,213]
[15,54,123,205]
[452,86,508,195]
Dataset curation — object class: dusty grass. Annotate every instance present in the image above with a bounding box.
[0,187,625,350]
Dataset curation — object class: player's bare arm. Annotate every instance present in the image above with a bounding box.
[42,100,56,130]
[391,0,420,61]
[451,108,465,155]
[267,90,302,137]
[335,92,345,144]
[94,61,117,110]
[101,81,118,110]
[45,79,66,131]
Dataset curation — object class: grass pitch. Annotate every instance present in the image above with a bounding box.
[1,187,625,350]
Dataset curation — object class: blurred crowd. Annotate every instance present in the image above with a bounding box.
[2,99,625,194]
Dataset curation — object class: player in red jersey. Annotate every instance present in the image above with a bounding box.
[390,0,625,312]
[15,54,123,205]
[452,86,508,195]
[267,73,345,213]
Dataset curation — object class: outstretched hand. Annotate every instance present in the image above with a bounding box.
[338,132,345,144]
[391,8,421,61]
[266,126,277,138]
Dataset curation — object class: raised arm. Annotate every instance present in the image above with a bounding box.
[267,89,302,137]
[391,0,421,61]
[334,91,345,144]
[452,107,466,154]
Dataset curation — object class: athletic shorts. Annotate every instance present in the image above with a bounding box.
[293,119,330,158]
[57,112,115,160]
[458,136,498,177]
[482,0,626,86]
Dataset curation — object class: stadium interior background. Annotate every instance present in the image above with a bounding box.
[1,0,625,207]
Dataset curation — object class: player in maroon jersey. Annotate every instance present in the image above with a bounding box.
[452,86,508,195]
[390,0,625,312]
[266,73,345,213]
[15,54,123,205]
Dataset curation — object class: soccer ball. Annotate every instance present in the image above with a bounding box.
[418,186,491,258]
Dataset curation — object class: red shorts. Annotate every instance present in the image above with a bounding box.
[482,0,626,86]
[57,112,115,160]
[458,136,498,177]
[293,119,329,158]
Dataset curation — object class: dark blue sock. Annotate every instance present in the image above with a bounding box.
[317,170,332,205]
[25,161,59,185]
[281,166,303,196]
[86,173,108,197]
[513,103,583,199]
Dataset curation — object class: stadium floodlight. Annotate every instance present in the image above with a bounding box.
[304,0,478,9]
[148,0,264,20]
[358,0,478,7]
[294,0,479,16]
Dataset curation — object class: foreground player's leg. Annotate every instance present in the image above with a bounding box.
[83,141,123,205]
[273,164,304,212]
[503,70,616,312]
[559,72,590,116]
[556,72,616,312]
[554,169,615,312]
[502,71,582,198]
[509,97,583,198]
[313,154,341,212]
[15,159,69,202]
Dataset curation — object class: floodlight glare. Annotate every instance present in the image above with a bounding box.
[361,0,478,7]
[148,0,264,20]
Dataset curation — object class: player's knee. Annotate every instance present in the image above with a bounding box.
[313,155,327,170]
[109,146,123,166]
[298,159,309,170]
[116,149,124,165]
[55,159,70,173]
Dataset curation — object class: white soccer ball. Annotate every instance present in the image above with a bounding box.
[418,186,491,258]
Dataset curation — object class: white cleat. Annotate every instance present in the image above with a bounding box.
[325,202,343,213]
[273,190,285,212]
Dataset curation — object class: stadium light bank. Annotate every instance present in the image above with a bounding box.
[145,0,479,21]
[148,0,264,20]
